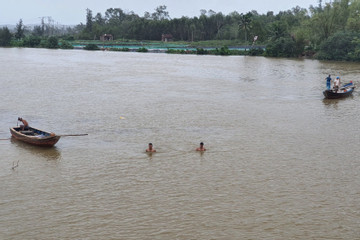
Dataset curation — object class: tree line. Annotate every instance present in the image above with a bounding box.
[1,0,360,61]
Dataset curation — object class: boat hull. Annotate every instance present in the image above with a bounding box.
[323,83,355,99]
[323,89,354,99]
[10,127,60,147]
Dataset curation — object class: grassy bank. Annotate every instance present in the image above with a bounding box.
[72,40,265,56]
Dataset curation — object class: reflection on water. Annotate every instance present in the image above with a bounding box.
[10,137,61,161]
[322,99,341,110]
[0,48,360,240]
[322,95,356,111]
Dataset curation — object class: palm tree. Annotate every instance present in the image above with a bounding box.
[239,12,253,43]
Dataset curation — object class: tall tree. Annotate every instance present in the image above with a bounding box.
[333,0,350,31]
[346,0,360,31]
[15,19,25,39]
[33,25,44,36]
[105,8,126,25]
[308,3,337,44]
[151,5,170,20]
[94,13,105,26]
[86,8,93,33]
[239,12,253,43]
[0,27,12,46]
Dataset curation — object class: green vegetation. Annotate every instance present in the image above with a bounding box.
[136,47,148,52]
[317,31,360,61]
[165,46,264,56]
[8,35,63,49]
[59,40,74,49]
[83,44,100,50]
[46,36,59,49]
[166,49,191,54]
[0,27,12,46]
[196,48,208,55]
[109,47,130,52]
[1,1,360,61]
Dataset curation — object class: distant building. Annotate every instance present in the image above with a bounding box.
[100,34,113,41]
[161,34,173,42]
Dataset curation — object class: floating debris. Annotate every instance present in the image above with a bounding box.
[11,160,19,170]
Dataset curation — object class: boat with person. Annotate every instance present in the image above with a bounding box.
[10,126,61,147]
[323,82,356,99]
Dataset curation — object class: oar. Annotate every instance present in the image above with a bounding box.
[0,138,10,140]
[58,134,88,137]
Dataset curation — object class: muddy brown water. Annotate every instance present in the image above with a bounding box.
[1,48,360,239]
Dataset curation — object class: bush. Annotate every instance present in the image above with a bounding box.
[216,46,231,55]
[84,44,100,50]
[47,36,59,49]
[166,49,192,54]
[208,46,231,55]
[265,37,297,57]
[248,47,264,56]
[109,47,130,52]
[60,40,74,49]
[23,36,41,48]
[196,48,209,55]
[137,47,148,52]
[317,31,360,61]
[10,39,24,47]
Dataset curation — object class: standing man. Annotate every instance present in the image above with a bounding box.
[146,143,156,152]
[325,75,332,90]
[333,76,341,92]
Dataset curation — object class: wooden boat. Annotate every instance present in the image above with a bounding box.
[323,82,356,99]
[10,126,60,147]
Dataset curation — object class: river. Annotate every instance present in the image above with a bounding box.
[0,48,359,239]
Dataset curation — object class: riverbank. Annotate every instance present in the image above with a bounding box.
[71,40,266,56]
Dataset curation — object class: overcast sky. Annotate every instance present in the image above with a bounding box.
[0,0,319,25]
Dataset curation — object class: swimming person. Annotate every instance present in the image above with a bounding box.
[146,143,156,152]
[196,142,206,151]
